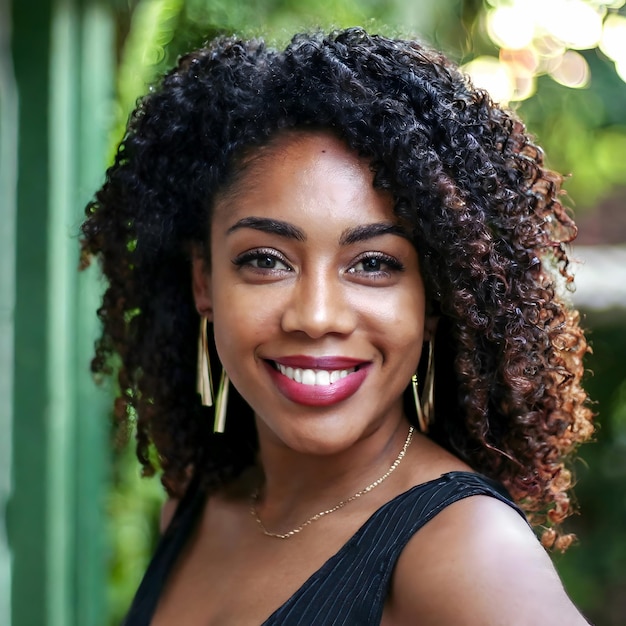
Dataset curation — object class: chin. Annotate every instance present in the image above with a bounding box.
[270,417,375,457]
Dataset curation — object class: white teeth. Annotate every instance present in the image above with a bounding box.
[302,369,316,385]
[276,363,356,386]
[317,370,331,385]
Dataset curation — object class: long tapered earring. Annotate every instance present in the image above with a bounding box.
[213,368,230,434]
[411,374,427,433]
[422,337,435,428]
[412,338,435,434]
[197,317,214,407]
[196,317,230,433]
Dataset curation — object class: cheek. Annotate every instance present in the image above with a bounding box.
[211,285,281,362]
[358,284,426,342]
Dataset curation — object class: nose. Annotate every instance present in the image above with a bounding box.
[280,269,357,338]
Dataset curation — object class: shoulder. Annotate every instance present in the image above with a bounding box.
[385,491,589,625]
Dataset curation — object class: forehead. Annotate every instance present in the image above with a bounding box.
[213,131,396,226]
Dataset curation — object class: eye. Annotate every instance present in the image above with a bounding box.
[353,257,385,272]
[232,248,292,273]
[348,253,404,277]
[250,254,286,270]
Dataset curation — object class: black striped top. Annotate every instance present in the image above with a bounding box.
[123,471,525,625]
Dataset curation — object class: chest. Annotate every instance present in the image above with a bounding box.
[151,508,385,626]
[142,471,490,625]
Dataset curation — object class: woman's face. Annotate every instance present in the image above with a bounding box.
[193,131,431,455]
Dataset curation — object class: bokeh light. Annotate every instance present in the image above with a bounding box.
[600,13,626,64]
[487,5,535,49]
[463,56,516,103]
[549,49,591,87]
[472,0,626,101]
[537,0,604,49]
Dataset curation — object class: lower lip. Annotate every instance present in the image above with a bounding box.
[265,362,370,407]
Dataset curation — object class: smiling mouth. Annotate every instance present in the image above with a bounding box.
[272,362,358,386]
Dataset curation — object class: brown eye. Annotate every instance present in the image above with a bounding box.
[360,258,383,272]
[256,255,279,269]
[349,253,404,275]
[233,249,292,272]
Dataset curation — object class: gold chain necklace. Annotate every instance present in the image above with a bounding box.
[250,425,415,539]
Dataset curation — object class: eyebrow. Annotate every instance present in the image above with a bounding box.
[226,216,411,245]
[226,217,306,241]
[339,222,412,245]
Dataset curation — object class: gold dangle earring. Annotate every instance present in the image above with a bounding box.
[411,375,427,434]
[196,317,230,434]
[412,338,435,434]
[197,317,214,407]
[213,369,230,435]
[422,337,435,428]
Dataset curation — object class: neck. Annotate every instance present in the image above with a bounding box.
[252,417,413,528]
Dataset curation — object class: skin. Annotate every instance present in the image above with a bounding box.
[152,131,588,625]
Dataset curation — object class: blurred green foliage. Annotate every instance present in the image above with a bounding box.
[106,440,163,622]
[556,314,626,625]
[519,64,626,209]
[104,1,626,624]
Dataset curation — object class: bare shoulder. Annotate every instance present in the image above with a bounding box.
[385,492,589,625]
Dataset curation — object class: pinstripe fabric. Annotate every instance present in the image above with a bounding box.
[123,471,524,625]
[261,472,524,625]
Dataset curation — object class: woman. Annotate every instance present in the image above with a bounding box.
[82,28,593,624]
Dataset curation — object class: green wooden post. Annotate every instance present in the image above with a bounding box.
[0,0,19,623]
[74,3,114,624]
[7,0,113,624]
[9,1,54,623]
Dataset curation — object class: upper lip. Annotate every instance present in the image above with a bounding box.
[268,355,369,370]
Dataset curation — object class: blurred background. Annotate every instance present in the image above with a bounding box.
[2,0,625,624]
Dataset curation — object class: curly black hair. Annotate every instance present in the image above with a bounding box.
[81,28,593,550]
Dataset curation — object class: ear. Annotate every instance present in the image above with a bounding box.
[191,245,213,320]
[423,314,439,343]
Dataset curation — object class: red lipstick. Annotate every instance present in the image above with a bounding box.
[264,356,370,407]
[273,355,366,370]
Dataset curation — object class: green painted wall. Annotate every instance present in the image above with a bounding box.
[5,0,113,624]
[0,0,19,622]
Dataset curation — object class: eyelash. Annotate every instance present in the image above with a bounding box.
[347,252,405,277]
[232,249,405,278]
[232,248,293,272]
